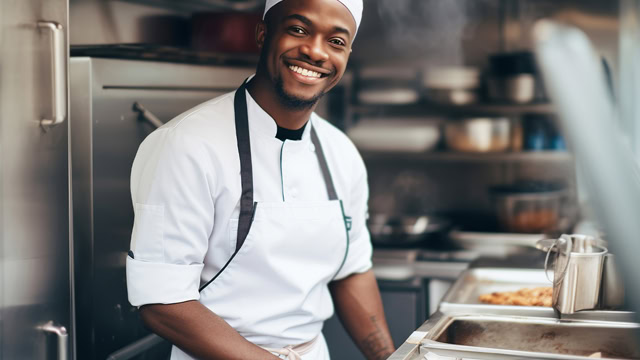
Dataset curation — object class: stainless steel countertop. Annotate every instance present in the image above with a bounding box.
[372,248,476,281]
[372,247,547,282]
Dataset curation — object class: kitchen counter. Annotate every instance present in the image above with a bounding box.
[387,255,639,360]
[372,248,475,282]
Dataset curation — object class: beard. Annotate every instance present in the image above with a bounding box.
[256,36,329,110]
[274,77,326,110]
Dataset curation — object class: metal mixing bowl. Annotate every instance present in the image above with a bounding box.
[444,117,511,152]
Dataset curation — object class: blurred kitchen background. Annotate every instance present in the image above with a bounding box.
[2,0,640,359]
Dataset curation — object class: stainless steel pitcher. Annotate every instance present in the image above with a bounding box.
[542,234,608,315]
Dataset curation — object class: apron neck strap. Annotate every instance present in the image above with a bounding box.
[234,80,255,251]
[310,126,338,201]
[233,79,339,251]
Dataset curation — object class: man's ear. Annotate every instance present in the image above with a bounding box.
[256,21,267,50]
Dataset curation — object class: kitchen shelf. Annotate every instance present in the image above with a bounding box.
[118,0,262,13]
[350,101,555,117]
[360,150,572,163]
[71,45,259,66]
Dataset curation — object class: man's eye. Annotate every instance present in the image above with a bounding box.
[290,26,306,35]
[330,38,346,47]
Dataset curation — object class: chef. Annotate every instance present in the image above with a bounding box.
[126,0,394,359]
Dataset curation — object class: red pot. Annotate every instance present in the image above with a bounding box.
[191,12,262,54]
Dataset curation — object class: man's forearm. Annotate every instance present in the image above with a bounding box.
[329,270,395,360]
[140,301,279,360]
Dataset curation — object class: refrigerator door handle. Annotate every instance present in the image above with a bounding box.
[38,320,69,360]
[37,21,67,126]
[133,102,165,129]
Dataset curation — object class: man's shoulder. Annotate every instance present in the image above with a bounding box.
[136,91,238,158]
[162,91,236,133]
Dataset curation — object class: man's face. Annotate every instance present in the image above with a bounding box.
[257,0,356,108]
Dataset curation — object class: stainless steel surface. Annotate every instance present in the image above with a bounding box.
[38,21,67,126]
[1,0,72,359]
[421,313,640,360]
[372,249,472,281]
[38,321,69,360]
[70,57,253,359]
[548,234,608,314]
[534,20,640,321]
[449,230,545,255]
[106,333,165,360]
[602,254,625,309]
[444,117,511,153]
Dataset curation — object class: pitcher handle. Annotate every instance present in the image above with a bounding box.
[544,236,572,285]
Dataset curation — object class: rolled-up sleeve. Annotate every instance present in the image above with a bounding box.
[333,152,373,280]
[126,127,215,306]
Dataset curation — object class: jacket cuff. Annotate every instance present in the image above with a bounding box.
[126,256,204,306]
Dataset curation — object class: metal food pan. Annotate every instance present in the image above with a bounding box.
[439,268,636,322]
[420,313,640,360]
[438,268,556,317]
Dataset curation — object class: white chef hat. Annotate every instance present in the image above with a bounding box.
[263,0,363,35]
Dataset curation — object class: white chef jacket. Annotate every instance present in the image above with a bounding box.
[126,88,373,344]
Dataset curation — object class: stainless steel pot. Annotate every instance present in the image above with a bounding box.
[444,117,511,152]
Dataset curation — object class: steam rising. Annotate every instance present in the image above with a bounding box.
[376,0,484,66]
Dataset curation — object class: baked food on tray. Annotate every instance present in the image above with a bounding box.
[479,287,552,307]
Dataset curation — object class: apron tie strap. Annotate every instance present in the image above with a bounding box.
[263,335,319,360]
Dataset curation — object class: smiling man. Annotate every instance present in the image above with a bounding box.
[126,0,394,359]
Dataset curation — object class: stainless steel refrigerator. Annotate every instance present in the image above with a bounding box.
[69,57,253,359]
[0,0,72,359]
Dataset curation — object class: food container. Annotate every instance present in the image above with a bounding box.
[347,118,441,152]
[491,182,567,233]
[444,117,511,152]
[487,51,538,103]
[487,74,536,103]
[422,66,480,105]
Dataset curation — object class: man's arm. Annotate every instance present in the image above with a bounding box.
[139,301,279,360]
[329,270,395,360]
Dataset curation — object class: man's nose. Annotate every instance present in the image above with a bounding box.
[300,37,329,63]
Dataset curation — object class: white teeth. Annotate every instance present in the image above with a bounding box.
[289,65,322,78]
